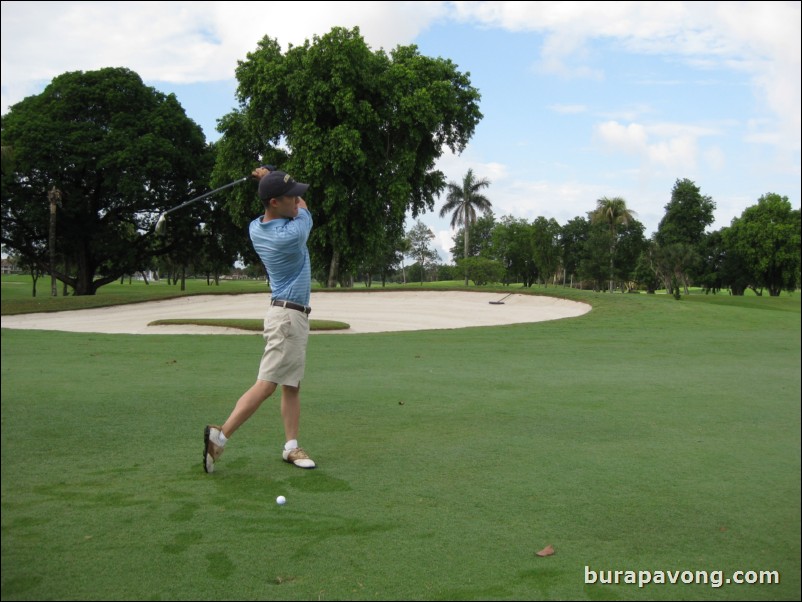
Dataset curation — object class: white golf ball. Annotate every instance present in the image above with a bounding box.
[276,495,286,505]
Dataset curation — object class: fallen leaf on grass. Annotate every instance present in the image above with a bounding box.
[536,545,555,557]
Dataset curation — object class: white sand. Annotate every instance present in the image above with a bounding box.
[0,291,590,335]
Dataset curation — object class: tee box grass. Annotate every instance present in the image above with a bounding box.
[1,279,800,600]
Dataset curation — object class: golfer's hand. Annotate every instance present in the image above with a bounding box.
[251,165,271,180]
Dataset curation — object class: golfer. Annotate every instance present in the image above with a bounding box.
[204,166,316,472]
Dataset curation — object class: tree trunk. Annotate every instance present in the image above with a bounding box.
[48,187,59,297]
[327,250,340,288]
[74,252,93,295]
[63,259,69,295]
[464,225,470,286]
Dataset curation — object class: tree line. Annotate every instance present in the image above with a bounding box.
[407,177,799,297]
[2,26,798,297]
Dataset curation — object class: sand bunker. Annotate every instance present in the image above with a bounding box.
[1,291,590,335]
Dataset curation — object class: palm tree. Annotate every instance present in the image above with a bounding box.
[590,196,636,293]
[439,169,492,285]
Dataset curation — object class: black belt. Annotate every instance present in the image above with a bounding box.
[271,299,311,314]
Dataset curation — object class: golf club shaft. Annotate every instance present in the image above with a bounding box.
[162,176,249,217]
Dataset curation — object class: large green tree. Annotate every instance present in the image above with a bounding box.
[590,197,636,293]
[578,220,612,290]
[1,67,210,295]
[724,193,801,296]
[215,27,482,287]
[531,216,562,286]
[656,178,715,248]
[491,216,537,287]
[559,216,590,287]
[613,219,648,290]
[653,178,716,294]
[439,169,492,285]
[696,229,750,295]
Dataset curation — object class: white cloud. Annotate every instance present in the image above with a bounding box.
[492,178,603,225]
[535,31,604,80]
[451,1,800,146]
[595,121,649,154]
[1,0,445,113]
[436,229,457,262]
[4,1,797,150]
[594,120,723,171]
[646,134,698,171]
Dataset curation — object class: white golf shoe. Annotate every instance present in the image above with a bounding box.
[203,425,225,473]
[282,447,316,469]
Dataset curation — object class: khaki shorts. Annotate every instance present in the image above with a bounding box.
[257,305,310,387]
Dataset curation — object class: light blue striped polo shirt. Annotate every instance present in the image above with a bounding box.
[249,207,312,306]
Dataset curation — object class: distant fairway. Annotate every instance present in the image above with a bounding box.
[2,283,799,601]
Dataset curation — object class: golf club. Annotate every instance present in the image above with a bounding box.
[155,176,249,235]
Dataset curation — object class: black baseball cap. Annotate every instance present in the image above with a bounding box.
[258,171,309,201]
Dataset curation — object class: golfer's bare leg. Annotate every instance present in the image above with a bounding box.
[222,380,277,438]
[281,385,301,443]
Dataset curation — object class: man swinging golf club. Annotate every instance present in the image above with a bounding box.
[204,165,316,473]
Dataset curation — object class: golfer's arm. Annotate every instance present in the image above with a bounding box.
[298,198,308,210]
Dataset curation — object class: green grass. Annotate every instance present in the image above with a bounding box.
[0,275,277,315]
[1,281,800,600]
[148,318,350,332]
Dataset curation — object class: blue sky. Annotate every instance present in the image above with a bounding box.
[2,1,799,261]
